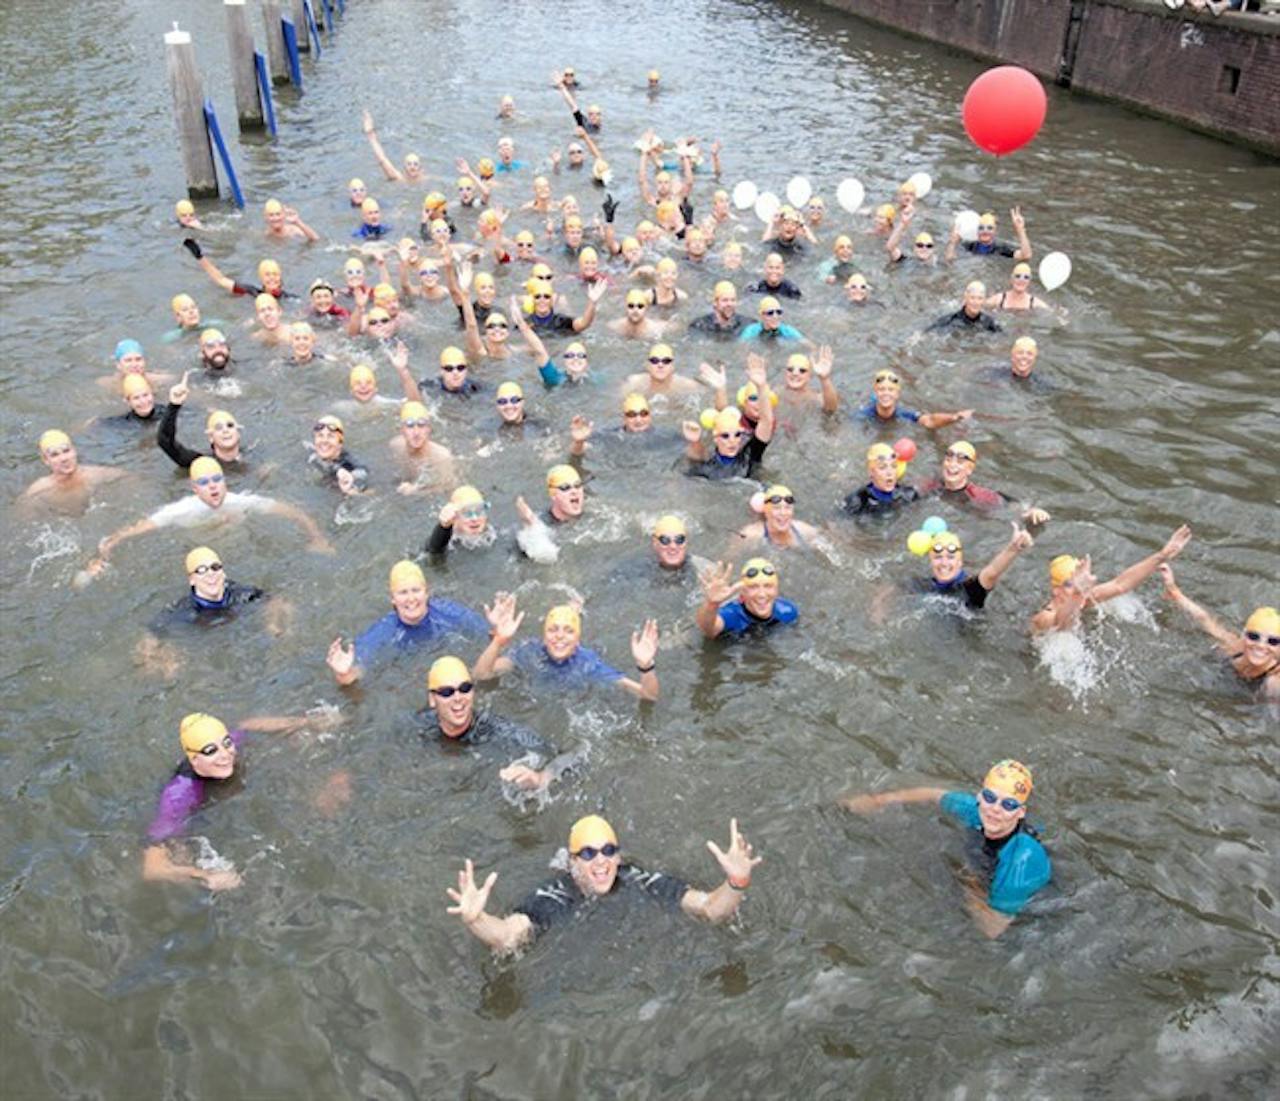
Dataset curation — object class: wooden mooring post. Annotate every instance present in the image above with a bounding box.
[261,0,289,84]
[165,24,218,199]
[224,0,264,130]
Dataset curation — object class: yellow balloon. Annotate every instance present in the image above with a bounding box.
[907,530,932,556]
[699,408,717,431]
[522,295,534,315]
[895,459,907,479]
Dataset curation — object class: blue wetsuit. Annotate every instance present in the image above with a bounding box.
[353,600,487,667]
[857,399,919,423]
[939,792,1051,915]
[508,640,623,686]
[716,597,799,634]
[738,321,803,343]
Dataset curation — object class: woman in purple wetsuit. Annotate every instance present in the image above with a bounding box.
[142,711,332,890]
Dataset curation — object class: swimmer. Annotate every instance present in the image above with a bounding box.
[945,206,1032,262]
[447,813,759,953]
[506,299,588,386]
[183,240,292,300]
[684,225,711,262]
[19,429,125,508]
[169,293,202,332]
[761,205,808,253]
[398,248,450,305]
[340,257,371,302]
[520,174,560,215]
[778,349,838,414]
[308,415,369,496]
[142,711,339,890]
[107,374,164,427]
[916,440,1050,523]
[617,392,655,435]
[174,198,202,229]
[913,523,1034,611]
[721,240,745,271]
[609,288,669,340]
[425,486,493,555]
[473,595,661,700]
[738,297,807,344]
[1029,524,1193,634]
[856,369,973,427]
[85,457,331,578]
[926,282,1003,333]
[1159,569,1280,698]
[844,273,878,308]
[424,345,483,397]
[620,343,706,398]
[353,197,391,240]
[684,361,774,479]
[737,486,822,549]
[495,135,527,173]
[843,442,920,515]
[326,560,488,686]
[252,292,294,346]
[496,93,516,119]
[1009,336,1039,380]
[526,277,605,335]
[745,253,802,300]
[644,257,688,309]
[307,279,351,322]
[839,759,1051,939]
[96,338,174,393]
[261,198,320,241]
[347,177,368,208]
[822,235,858,284]
[697,558,799,637]
[289,322,321,366]
[689,280,747,338]
[194,327,232,373]
[805,195,826,231]
[421,655,580,792]
[886,208,937,266]
[361,109,425,183]
[515,462,586,532]
[652,514,690,570]
[870,203,895,238]
[985,263,1054,312]
[158,373,244,470]
[392,401,455,493]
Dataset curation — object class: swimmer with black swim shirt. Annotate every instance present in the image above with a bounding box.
[473,596,661,700]
[158,372,245,471]
[911,523,1034,611]
[843,443,919,515]
[944,206,1032,262]
[840,759,1050,939]
[915,440,1050,524]
[689,281,747,338]
[425,486,495,556]
[697,558,799,638]
[1158,569,1280,698]
[926,281,1003,334]
[447,813,760,954]
[308,415,369,496]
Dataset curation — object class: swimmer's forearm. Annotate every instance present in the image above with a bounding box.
[237,715,308,734]
[820,377,839,414]
[1168,589,1236,648]
[143,844,209,885]
[464,911,532,953]
[841,787,945,811]
[682,880,744,924]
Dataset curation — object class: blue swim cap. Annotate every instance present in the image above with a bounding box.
[114,338,144,360]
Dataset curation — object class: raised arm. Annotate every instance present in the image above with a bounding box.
[812,346,839,413]
[695,562,739,639]
[362,108,404,181]
[1158,563,1238,654]
[885,207,910,261]
[678,818,762,923]
[386,341,422,403]
[838,786,946,813]
[571,279,607,333]
[616,619,660,700]
[87,517,160,575]
[283,205,320,243]
[446,859,534,954]
[1010,206,1032,262]
[473,592,522,681]
[267,499,333,552]
[157,373,204,468]
[977,524,1034,591]
[1091,525,1191,604]
[745,355,774,443]
[917,407,973,430]
[182,239,235,293]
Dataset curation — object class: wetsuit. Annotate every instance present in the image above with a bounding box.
[744,278,802,300]
[962,239,1017,258]
[309,449,369,491]
[822,260,859,283]
[230,282,295,300]
[146,729,247,843]
[857,399,920,423]
[420,377,485,399]
[353,223,392,240]
[495,160,528,174]
[149,580,266,633]
[686,435,769,481]
[352,600,488,668]
[715,596,799,634]
[157,404,242,470]
[507,640,624,686]
[912,572,990,610]
[528,311,579,335]
[514,863,688,936]
[688,312,746,338]
[843,482,920,515]
[104,405,168,430]
[770,235,806,255]
[571,110,600,135]
[311,303,351,323]
[454,301,493,328]
[416,708,580,781]
[939,792,1051,915]
[915,478,1006,509]
[926,309,1003,333]
[738,322,804,343]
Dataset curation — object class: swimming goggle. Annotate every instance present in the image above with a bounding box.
[441,363,467,373]
[1245,629,1280,646]
[980,788,1022,813]
[931,542,962,556]
[764,494,794,506]
[401,418,429,428]
[194,473,225,486]
[762,309,784,317]
[197,736,235,757]
[944,450,974,463]
[624,409,650,419]
[209,419,237,431]
[496,396,522,406]
[657,533,686,546]
[554,480,583,492]
[432,681,473,698]
[715,430,747,441]
[648,356,674,366]
[563,350,588,360]
[458,505,489,520]
[313,423,343,435]
[874,372,900,385]
[742,565,776,579]
[573,843,619,861]
[191,561,223,575]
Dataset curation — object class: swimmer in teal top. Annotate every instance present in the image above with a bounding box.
[839,759,1051,938]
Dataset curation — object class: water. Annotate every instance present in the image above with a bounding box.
[2,0,1278,1097]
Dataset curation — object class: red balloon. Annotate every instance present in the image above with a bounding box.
[893,437,917,462]
[962,66,1047,156]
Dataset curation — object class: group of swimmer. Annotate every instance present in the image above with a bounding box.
[23,62,1277,950]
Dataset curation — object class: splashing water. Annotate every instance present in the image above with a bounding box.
[25,521,81,582]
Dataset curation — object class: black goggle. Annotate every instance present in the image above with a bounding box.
[573,843,619,861]
[657,533,686,546]
[192,562,224,575]
[433,681,474,698]
[197,736,234,756]
[743,565,776,579]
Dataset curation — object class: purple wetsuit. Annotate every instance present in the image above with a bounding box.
[146,729,246,842]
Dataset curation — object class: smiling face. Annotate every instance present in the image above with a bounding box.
[495,390,524,424]
[189,735,237,780]
[1011,340,1038,377]
[205,413,239,454]
[928,539,964,584]
[125,385,156,417]
[942,447,975,490]
[783,356,810,392]
[188,557,227,603]
[977,215,997,246]
[570,839,620,896]
[963,282,986,317]
[312,422,344,461]
[256,298,281,329]
[762,491,794,532]
[762,254,785,286]
[429,676,475,733]
[174,299,201,328]
[543,616,581,662]
[740,567,779,618]
[201,334,230,370]
[291,327,315,361]
[872,371,900,408]
[714,424,747,458]
[41,440,79,478]
[845,277,869,303]
[116,350,146,376]
[391,577,429,626]
[439,354,469,391]
[646,347,674,383]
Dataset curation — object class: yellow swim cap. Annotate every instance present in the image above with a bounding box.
[474,272,496,290]
[457,176,474,189]
[477,209,500,231]
[361,198,380,215]
[786,353,810,371]
[366,307,391,324]
[184,545,220,574]
[656,257,677,274]
[450,484,485,509]
[914,232,934,246]
[1013,262,1032,277]
[758,295,781,315]
[545,604,581,635]
[180,713,229,757]
[623,392,650,414]
[189,456,223,481]
[625,288,649,307]
[980,211,997,223]
[741,557,778,582]
[429,218,450,236]
[254,293,277,311]
[515,230,536,246]
[1244,607,1280,637]
[876,203,896,224]
[649,342,674,360]
[439,346,467,368]
[834,235,852,251]
[175,199,195,217]
[122,374,152,397]
[1049,555,1079,588]
[564,215,584,230]
[496,381,523,400]
[622,236,641,252]
[653,514,686,538]
[655,200,678,221]
[477,158,495,178]
[171,293,196,313]
[636,220,657,235]
[38,429,71,455]
[714,407,744,434]
[569,814,617,854]
[984,759,1033,803]
[388,559,426,592]
[949,440,977,461]
[647,69,660,81]
[546,463,579,491]
[899,180,917,196]
[529,279,554,299]
[713,280,736,299]
[264,198,283,215]
[348,177,365,191]
[314,414,344,434]
[400,401,429,422]
[565,341,587,358]
[1013,336,1038,352]
[204,409,234,432]
[866,442,895,465]
[349,364,376,388]
[736,382,778,409]
[762,484,792,505]
[427,655,470,692]
[423,191,446,210]
[372,282,396,304]
[258,259,281,278]
[530,262,553,280]
[579,246,599,264]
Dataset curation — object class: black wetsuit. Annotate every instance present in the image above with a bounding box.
[686,436,769,481]
[744,278,802,300]
[843,482,920,514]
[912,572,990,610]
[926,309,1002,334]
[149,581,266,634]
[513,863,689,936]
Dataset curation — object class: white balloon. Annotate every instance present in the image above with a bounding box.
[785,175,812,208]
[906,171,933,199]
[835,178,865,214]
[754,191,781,224]
[954,210,980,243]
[1039,251,1072,292]
[732,180,758,211]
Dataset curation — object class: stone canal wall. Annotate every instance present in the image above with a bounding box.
[814,0,1280,156]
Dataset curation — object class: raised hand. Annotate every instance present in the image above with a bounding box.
[700,561,740,605]
[1010,205,1025,231]
[706,818,762,886]
[446,858,497,925]
[1009,522,1034,552]
[602,193,619,222]
[587,279,609,304]
[570,414,594,445]
[484,592,524,644]
[698,361,727,390]
[386,340,409,373]
[438,502,458,528]
[182,237,203,260]
[745,353,768,389]
[549,148,561,169]
[1160,524,1192,562]
[630,618,659,668]
[1158,562,1179,596]
[812,346,833,379]
[168,370,191,406]
[682,419,703,444]
[515,495,536,526]
[499,763,549,791]
[326,637,355,677]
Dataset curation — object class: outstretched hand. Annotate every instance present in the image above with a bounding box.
[698,361,727,390]
[1009,522,1034,552]
[707,818,761,886]
[630,618,659,667]
[1160,524,1192,562]
[812,345,833,379]
[446,858,497,925]
[484,591,524,644]
[700,561,740,605]
[326,637,355,677]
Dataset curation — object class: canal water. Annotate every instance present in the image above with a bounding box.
[1,0,1277,1097]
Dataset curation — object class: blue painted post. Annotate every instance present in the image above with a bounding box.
[253,51,278,135]
[282,18,302,88]
[203,100,246,209]
[336,0,344,14]
[303,0,322,56]
[323,0,336,27]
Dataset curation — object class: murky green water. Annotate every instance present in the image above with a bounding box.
[1,0,1277,1098]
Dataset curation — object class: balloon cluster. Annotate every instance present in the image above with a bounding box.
[892,436,915,481]
[907,515,950,557]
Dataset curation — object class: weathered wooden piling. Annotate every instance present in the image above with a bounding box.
[224,0,264,130]
[165,24,218,199]
[261,0,290,85]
